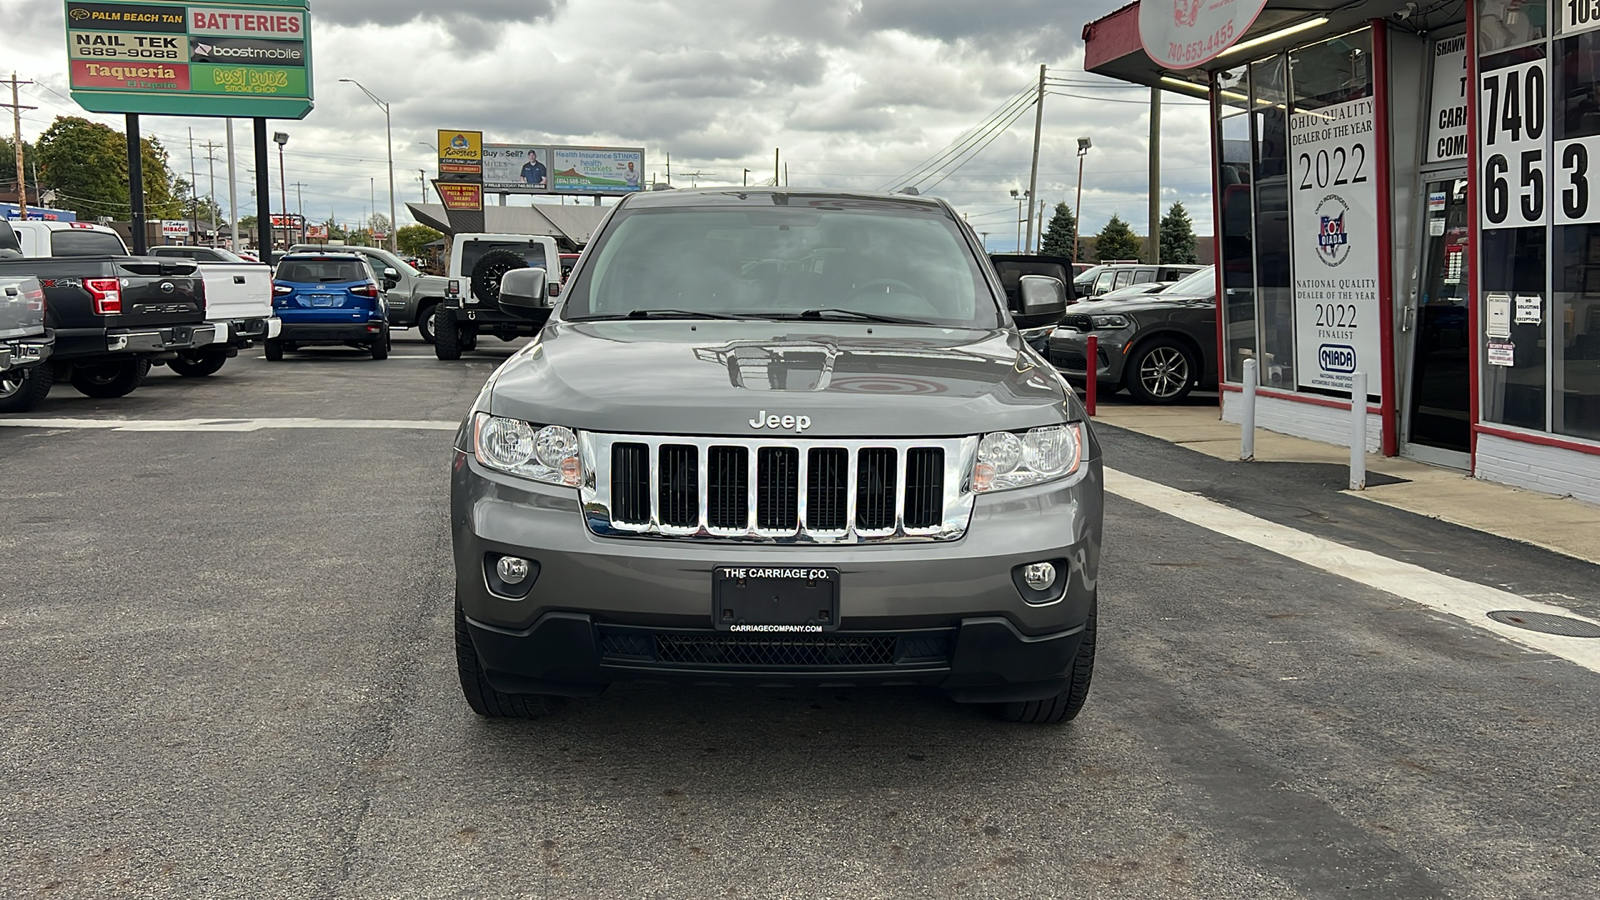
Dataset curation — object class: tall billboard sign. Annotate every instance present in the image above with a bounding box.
[64,0,314,119]
[435,129,484,233]
[479,143,644,195]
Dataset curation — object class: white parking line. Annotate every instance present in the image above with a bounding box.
[1104,467,1600,676]
[0,417,459,432]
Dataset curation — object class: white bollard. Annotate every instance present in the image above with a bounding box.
[1349,372,1367,491]
[1240,358,1257,461]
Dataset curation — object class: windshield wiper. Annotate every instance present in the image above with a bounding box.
[784,308,931,325]
[617,308,743,320]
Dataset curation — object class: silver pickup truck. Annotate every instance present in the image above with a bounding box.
[0,271,55,413]
[450,189,1104,726]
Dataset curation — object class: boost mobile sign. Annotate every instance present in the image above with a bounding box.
[1289,97,1383,399]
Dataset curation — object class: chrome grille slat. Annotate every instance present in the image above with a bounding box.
[580,433,979,544]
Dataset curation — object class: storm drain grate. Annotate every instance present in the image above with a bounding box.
[1485,610,1600,638]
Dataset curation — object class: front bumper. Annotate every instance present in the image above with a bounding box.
[0,333,53,373]
[453,451,1103,702]
[1048,328,1129,384]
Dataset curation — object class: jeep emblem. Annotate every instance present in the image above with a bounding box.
[749,410,811,432]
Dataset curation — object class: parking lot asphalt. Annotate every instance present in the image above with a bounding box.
[3,337,1599,899]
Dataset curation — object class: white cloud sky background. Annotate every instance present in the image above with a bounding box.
[2,0,1216,248]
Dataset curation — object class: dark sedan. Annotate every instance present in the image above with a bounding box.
[1048,267,1218,403]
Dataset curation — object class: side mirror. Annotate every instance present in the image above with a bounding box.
[1014,274,1067,330]
[497,267,548,317]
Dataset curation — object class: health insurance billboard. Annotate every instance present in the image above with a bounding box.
[64,0,313,118]
[552,147,644,193]
[482,144,644,194]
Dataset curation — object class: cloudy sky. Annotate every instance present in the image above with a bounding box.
[2,0,1214,248]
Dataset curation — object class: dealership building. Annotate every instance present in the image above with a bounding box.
[1083,0,1600,503]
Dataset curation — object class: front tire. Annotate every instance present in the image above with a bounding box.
[991,600,1096,725]
[416,302,439,344]
[70,360,149,399]
[263,339,284,361]
[434,309,462,360]
[455,597,560,719]
[0,364,53,413]
[168,348,229,377]
[1124,338,1198,404]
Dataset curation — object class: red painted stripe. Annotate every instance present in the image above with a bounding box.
[1464,0,1482,470]
[1474,424,1600,457]
[1370,20,1400,457]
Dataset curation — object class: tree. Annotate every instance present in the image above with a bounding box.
[35,116,180,221]
[1039,203,1079,258]
[1093,214,1142,262]
[1160,202,1198,264]
[397,223,442,257]
[320,218,348,242]
[0,137,39,196]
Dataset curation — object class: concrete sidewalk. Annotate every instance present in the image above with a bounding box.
[1090,397,1600,566]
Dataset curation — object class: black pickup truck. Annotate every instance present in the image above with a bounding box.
[0,219,214,399]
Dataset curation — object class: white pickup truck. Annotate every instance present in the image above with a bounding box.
[147,245,278,376]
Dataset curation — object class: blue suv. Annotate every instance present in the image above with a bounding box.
[265,252,391,361]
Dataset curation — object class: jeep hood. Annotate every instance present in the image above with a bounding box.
[488,320,1075,437]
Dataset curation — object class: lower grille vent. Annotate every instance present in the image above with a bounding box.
[656,634,897,667]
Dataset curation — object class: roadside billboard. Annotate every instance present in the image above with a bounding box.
[483,144,552,193]
[64,0,314,119]
[551,147,645,194]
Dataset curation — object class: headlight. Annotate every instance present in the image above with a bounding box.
[973,423,1084,492]
[1092,314,1130,329]
[473,413,581,486]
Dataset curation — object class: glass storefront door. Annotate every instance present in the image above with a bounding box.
[1402,176,1472,463]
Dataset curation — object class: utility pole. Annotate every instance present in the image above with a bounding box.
[1149,87,1162,264]
[743,168,750,186]
[1024,64,1046,254]
[202,140,223,245]
[2,73,36,222]
[226,119,238,251]
[774,148,779,186]
[188,127,198,244]
[418,169,426,202]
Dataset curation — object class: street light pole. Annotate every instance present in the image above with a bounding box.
[273,131,289,252]
[1071,137,1092,266]
[1009,188,1029,253]
[341,79,397,252]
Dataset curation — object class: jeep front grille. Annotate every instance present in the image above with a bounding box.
[580,433,977,543]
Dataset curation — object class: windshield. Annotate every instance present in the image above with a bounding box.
[276,258,371,284]
[1165,267,1215,295]
[564,206,999,327]
[50,230,128,257]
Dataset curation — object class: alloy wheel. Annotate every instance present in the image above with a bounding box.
[1140,347,1190,399]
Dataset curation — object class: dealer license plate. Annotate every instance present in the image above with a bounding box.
[713,566,840,632]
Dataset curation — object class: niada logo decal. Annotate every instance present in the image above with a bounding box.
[1314,194,1352,266]
[748,410,812,432]
[1319,343,1357,373]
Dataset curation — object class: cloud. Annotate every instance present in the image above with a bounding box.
[316,0,564,48]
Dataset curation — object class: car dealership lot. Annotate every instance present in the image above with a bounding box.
[3,337,1599,898]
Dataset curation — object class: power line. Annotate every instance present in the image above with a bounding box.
[877,83,1035,192]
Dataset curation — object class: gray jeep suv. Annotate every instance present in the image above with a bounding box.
[451,189,1104,724]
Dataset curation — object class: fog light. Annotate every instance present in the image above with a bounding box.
[1023,562,1057,590]
[496,556,531,584]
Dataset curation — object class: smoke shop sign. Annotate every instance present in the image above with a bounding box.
[64,0,313,119]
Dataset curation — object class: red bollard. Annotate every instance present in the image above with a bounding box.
[1085,334,1098,417]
